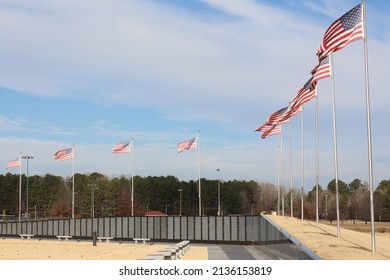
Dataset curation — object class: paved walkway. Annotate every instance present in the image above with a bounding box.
[207,243,311,260]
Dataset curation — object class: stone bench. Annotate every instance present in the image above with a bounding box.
[57,235,72,241]
[97,236,114,242]
[133,238,152,245]
[19,234,34,240]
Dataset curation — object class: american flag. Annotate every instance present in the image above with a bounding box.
[6,156,21,169]
[177,137,197,153]
[265,106,289,125]
[311,55,332,82]
[317,3,364,61]
[54,148,74,161]
[112,141,131,154]
[255,123,275,133]
[261,125,281,139]
[279,104,302,123]
[290,78,317,111]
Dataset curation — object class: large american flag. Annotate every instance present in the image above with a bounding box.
[317,3,364,61]
[311,55,332,82]
[177,137,197,153]
[54,148,74,161]
[6,156,21,169]
[112,141,131,154]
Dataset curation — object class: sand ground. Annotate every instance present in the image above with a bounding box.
[0,238,208,260]
[265,215,390,260]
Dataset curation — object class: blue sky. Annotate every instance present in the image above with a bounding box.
[1,0,389,191]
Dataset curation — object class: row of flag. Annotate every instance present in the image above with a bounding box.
[6,137,197,169]
[256,3,364,137]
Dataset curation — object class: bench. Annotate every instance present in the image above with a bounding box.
[57,235,72,241]
[133,238,151,245]
[97,236,114,242]
[19,234,34,240]
[143,240,191,260]
[180,240,190,253]
[157,249,178,260]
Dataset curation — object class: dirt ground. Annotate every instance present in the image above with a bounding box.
[0,238,208,260]
[323,219,390,237]
[265,214,390,260]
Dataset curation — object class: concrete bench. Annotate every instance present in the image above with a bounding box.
[157,248,178,260]
[19,234,34,240]
[180,240,190,253]
[133,238,151,245]
[97,236,114,242]
[57,235,72,241]
[167,241,190,258]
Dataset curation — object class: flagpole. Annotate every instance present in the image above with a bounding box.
[301,109,304,221]
[274,136,278,214]
[131,138,134,217]
[197,131,201,216]
[362,0,376,252]
[315,94,319,228]
[330,54,341,238]
[281,126,284,216]
[19,153,22,222]
[72,144,75,219]
[289,115,293,218]
[277,133,280,215]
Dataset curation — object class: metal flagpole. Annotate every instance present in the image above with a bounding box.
[330,53,341,238]
[301,109,304,221]
[362,0,376,252]
[131,138,134,217]
[315,94,319,228]
[290,116,293,218]
[197,131,201,216]
[19,153,22,222]
[72,144,75,219]
[281,126,284,216]
[277,133,280,215]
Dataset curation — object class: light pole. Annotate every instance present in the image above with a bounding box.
[178,189,183,216]
[165,205,169,215]
[216,168,221,216]
[21,155,34,219]
[89,184,98,218]
[325,194,328,221]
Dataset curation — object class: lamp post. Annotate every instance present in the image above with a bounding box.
[89,184,98,218]
[216,168,221,216]
[165,205,169,215]
[178,189,183,216]
[21,155,34,219]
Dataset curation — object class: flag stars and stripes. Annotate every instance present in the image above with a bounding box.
[6,157,21,169]
[112,141,131,154]
[177,137,197,153]
[317,3,364,60]
[54,148,74,161]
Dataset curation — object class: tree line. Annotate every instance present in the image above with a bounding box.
[0,172,389,221]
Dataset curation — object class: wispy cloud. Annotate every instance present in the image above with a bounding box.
[0,115,26,131]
